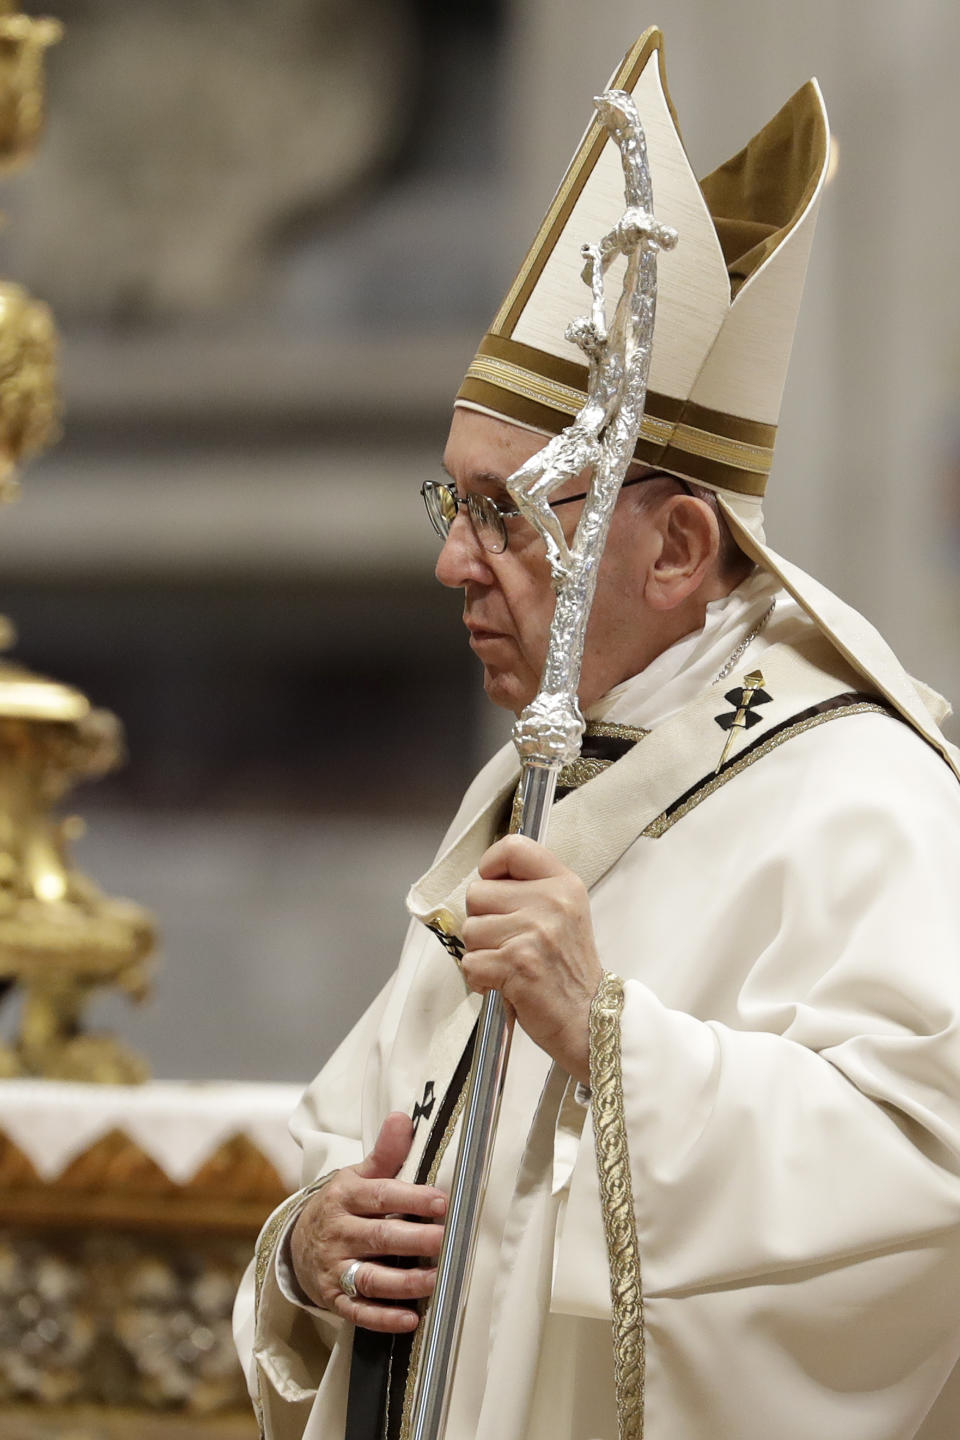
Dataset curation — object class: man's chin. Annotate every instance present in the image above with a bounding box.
[481,665,532,717]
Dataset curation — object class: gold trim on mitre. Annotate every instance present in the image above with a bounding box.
[459,335,777,496]
[454,27,829,499]
[452,29,960,782]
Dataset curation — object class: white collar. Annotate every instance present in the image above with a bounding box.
[586,568,788,730]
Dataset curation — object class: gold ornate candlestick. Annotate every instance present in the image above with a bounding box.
[0,646,156,1083]
[0,10,157,1082]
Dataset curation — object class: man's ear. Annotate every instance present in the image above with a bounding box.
[643,495,721,612]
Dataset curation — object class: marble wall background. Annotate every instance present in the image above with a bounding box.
[0,0,957,1085]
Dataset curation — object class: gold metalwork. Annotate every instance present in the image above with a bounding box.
[0,3,61,172]
[424,909,465,965]
[590,970,644,1440]
[0,1131,289,1235]
[0,281,60,502]
[0,1122,289,1428]
[427,909,461,943]
[0,656,157,1082]
[0,9,147,1081]
[0,4,62,501]
[714,668,766,773]
[0,1225,255,1415]
[645,700,888,839]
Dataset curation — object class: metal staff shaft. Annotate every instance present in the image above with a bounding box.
[409,762,557,1440]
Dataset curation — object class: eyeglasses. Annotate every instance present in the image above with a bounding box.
[421,470,679,555]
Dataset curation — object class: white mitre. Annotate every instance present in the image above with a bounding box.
[455,25,958,777]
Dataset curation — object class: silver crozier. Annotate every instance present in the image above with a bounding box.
[409,89,677,1440]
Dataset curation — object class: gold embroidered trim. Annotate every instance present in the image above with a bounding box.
[558,755,610,789]
[464,355,585,414]
[464,356,669,447]
[471,333,778,449]
[644,701,888,839]
[590,971,644,1440]
[252,1172,337,1438]
[429,1084,469,1189]
[399,1080,471,1440]
[672,419,774,473]
[463,356,774,474]
[587,721,650,743]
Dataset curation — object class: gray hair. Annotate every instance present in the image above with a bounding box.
[630,468,754,583]
[683,480,755,582]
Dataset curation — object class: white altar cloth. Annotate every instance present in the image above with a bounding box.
[0,1079,304,1188]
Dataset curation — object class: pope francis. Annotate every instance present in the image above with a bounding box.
[234,26,960,1440]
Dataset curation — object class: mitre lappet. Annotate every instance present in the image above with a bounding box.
[455,25,958,778]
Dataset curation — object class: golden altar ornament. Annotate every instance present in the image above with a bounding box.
[0,1,61,172]
[0,6,152,1082]
[0,648,156,1083]
[0,280,60,503]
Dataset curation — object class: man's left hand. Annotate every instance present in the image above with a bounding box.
[461,834,601,1084]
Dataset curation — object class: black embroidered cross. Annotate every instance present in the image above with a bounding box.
[713,669,772,772]
[412,1080,436,1134]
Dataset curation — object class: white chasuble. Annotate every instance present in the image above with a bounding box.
[236,599,960,1440]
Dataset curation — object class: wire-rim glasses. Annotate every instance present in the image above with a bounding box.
[420,471,677,555]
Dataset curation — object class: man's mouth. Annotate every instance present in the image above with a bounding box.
[465,621,512,649]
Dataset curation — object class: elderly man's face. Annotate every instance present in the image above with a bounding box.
[437,408,663,714]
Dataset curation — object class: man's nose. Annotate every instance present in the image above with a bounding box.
[434,511,495,589]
